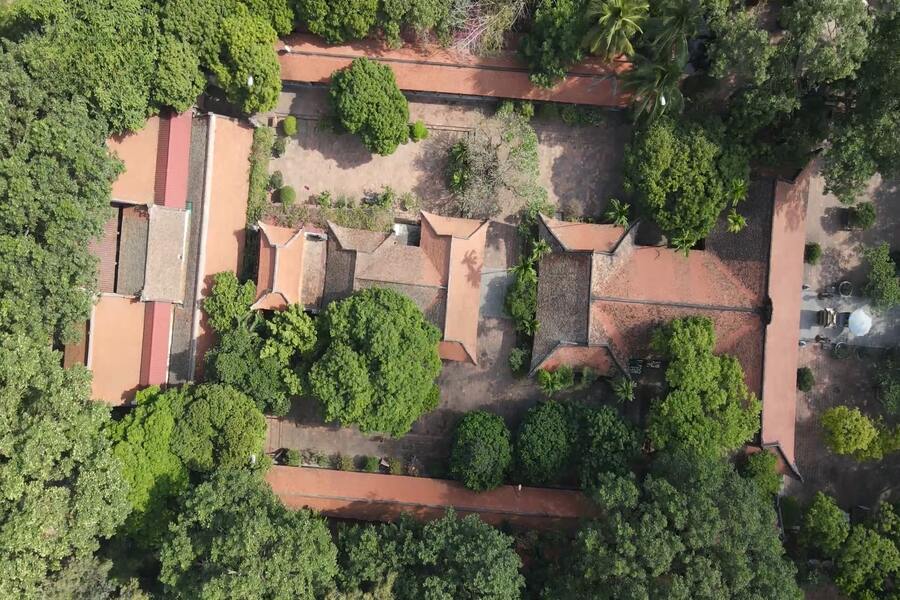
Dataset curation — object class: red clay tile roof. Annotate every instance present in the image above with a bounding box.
[278,34,631,107]
[266,466,598,531]
[159,112,192,209]
[88,295,146,405]
[90,214,119,294]
[254,222,306,310]
[326,212,488,363]
[534,343,621,375]
[761,177,810,471]
[540,214,626,253]
[140,301,173,388]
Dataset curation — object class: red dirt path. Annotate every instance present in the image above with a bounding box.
[278,34,631,108]
[267,466,598,531]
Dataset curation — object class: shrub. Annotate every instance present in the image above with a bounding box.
[520,0,587,88]
[850,201,877,229]
[285,448,301,467]
[878,357,900,416]
[296,0,378,44]
[278,186,296,206]
[516,401,572,486]
[268,170,283,191]
[446,140,472,193]
[272,136,286,157]
[611,376,636,403]
[505,240,550,336]
[399,192,419,212]
[537,366,575,397]
[797,367,815,391]
[508,347,530,375]
[450,411,513,492]
[330,58,409,155]
[335,454,354,471]
[805,242,822,264]
[388,457,404,475]
[409,120,428,141]
[363,456,381,473]
[281,115,298,136]
[740,451,782,496]
[248,127,275,223]
[864,243,900,309]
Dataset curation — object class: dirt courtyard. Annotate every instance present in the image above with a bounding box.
[269,87,630,221]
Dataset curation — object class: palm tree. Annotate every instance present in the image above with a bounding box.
[582,0,649,60]
[611,376,636,403]
[645,0,701,63]
[621,53,686,121]
[604,198,631,227]
[729,178,749,206]
[727,209,748,233]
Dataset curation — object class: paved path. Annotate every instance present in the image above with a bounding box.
[267,466,597,531]
[278,34,630,107]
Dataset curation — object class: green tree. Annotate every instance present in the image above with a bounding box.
[154,34,205,112]
[297,0,378,43]
[335,512,524,600]
[622,54,686,121]
[108,386,190,548]
[0,335,130,599]
[707,5,773,85]
[261,304,318,396]
[648,317,762,457]
[548,452,802,599]
[330,58,410,155]
[740,450,782,496]
[170,384,266,472]
[577,404,640,488]
[515,400,573,485]
[521,0,588,88]
[645,0,700,61]
[835,525,900,599]
[159,470,338,600]
[821,406,879,458]
[624,117,749,250]
[801,491,850,558]
[38,555,147,600]
[210,4,281,114]
[450,411,513,491]
[203,272,256,333]
[309,288,442,436]
[582,0,648,59]
[781,0,872,85]
[108,384,266,547]
[863,243,900,309]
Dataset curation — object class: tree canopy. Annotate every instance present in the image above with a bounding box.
[334,511,524,600]
[330,58,410,155]
[450,411,513,491]
[0,335,130,598]
[547,451,803,600]
[863,243,900,310]
[648,317,761,457]
[108,384,265,547]
[624,117,749,251]
[159,470,338,600]
[515,400,573,486]
[309,288,442,437]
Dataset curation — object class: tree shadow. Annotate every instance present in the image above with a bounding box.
[293,119,374,170]
[411,131,458,215]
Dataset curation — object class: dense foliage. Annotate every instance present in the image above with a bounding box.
[624,117,750,251]
[864,243,900,310]
[108,384,265,547]
[578,404,640,488]
[740,450,782,497]
[330,58,410,155]
[309,288,442,436]
[159,470,338,599]
[0,335,129,598]
[334,511,524,600]
[450,411,513,491]
[802,491,850,558]
[204,272,313,415]
[648,317,762,457]
[515,400,572,486]
[547,452,803,599]
[520,0,588,88]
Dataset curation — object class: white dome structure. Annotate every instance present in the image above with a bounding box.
[848,308,873,336]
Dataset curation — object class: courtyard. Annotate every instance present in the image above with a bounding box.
[263,87,631,471]
[785,166,900,507]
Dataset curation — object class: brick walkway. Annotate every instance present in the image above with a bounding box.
[267,466,597,531]
[278,34,630,107]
